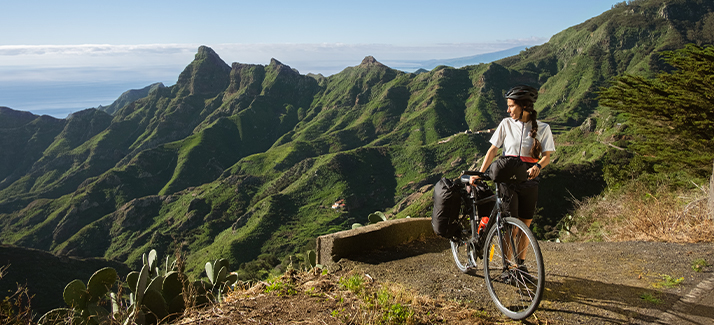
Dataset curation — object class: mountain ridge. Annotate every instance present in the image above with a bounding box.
[97,82,165,116]
[0,0,711,282]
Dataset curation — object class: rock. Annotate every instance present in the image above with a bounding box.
[359,56,388,68]
[451,157,464,167]
[580,117,596,133]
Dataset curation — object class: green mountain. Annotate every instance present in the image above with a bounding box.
[0,245,130,315]
[496,0,714,124]
[96,82,165,115]
[0,0,711,281]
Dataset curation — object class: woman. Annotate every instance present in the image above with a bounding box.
[471,84,555,276]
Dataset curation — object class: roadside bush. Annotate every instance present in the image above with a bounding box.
[602,149,652,189]
[560,180,714,243]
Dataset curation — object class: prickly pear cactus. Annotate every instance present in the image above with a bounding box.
[307,250,317,268]
[161,271,183,303]
[87,267,117,302]
[368,211,387,224]
[305,250,325,270]
[203,259,237,302]
[42,267,117,325]
[63,279,88,310]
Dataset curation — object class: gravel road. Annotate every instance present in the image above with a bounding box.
[336,237,714,324]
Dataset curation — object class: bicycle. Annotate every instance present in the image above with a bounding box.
[449,170,544,320]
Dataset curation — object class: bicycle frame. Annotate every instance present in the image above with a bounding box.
[453,171,545,320]
[458,174,517,269]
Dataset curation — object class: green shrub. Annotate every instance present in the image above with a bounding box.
[339,274,365,294]
[691,258,710,272]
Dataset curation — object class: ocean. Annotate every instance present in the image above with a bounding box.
[0,46,523,120]
[0,80,175,119]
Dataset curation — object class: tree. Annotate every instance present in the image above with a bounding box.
[598,44,714,182]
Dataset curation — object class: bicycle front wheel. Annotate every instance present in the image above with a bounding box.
[483,217,544,320]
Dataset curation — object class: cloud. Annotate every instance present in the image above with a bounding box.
[0,39,551,117]
[211,38,548,63]
[0,39,548,79]
[0,44,198,57]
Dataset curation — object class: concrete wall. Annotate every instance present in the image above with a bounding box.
[316,218,436,266]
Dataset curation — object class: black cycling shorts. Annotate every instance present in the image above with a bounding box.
[500,181,539,220]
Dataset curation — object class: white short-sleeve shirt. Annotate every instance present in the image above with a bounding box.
[490,118,556,158]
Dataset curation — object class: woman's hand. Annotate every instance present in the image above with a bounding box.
[469,175,480,185]
[527,165,541,179]
[528,153,551,180]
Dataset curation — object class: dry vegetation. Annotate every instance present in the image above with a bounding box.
[560,181,714,243]
[174,269,511,325]
[0,265,34,324]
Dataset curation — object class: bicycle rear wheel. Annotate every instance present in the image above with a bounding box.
[483,217,544,320]
[450,236,476,272]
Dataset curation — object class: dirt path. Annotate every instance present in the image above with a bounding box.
[335,237,714,324]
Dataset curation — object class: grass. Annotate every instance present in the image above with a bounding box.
[338,274,420,324]
[639,292,662,304]
[264,276,298,296]
[382,302,414,324]
[559,180,714,243]
[654,274,684,289]
[209,269,499,325]
[691,258,710,272]
[339,274,365,294]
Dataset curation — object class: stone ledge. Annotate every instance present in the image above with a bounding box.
[316,218,435,266]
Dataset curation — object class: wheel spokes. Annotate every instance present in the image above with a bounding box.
[484,219,543,319]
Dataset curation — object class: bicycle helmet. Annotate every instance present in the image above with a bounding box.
[505,85,538,103]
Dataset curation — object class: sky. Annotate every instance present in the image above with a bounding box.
[0,0,623,117]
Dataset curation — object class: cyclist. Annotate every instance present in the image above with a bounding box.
[470,84,555,276]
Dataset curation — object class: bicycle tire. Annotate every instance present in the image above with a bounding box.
[451,200,477,273]
[450,237,476,272]
[482,217,544,320]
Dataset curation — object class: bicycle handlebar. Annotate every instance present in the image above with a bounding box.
[459,170,491,184]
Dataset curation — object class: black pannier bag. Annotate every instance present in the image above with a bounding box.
[431,177,461,238]
[473,181,496,217]
[488,156,528,183]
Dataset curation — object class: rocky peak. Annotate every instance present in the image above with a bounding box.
[195,46,231,72]
[177,46,231,96]
[269,58,300,75]
[359,56,387,68]
[268,58,289,72]
[269,58,284,67]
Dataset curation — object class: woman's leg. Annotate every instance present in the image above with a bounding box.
[515,185,538,262]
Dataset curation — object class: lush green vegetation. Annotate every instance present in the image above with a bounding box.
[599,44,714,187]
[1,0,712,288]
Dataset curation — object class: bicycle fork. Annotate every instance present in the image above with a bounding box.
[494,215,519,271]
[491,191,519,273]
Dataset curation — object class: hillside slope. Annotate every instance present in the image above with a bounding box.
[0,245,130,316]
[96,82,165,116]
[498,0,714,124]
[0,0,712,279]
